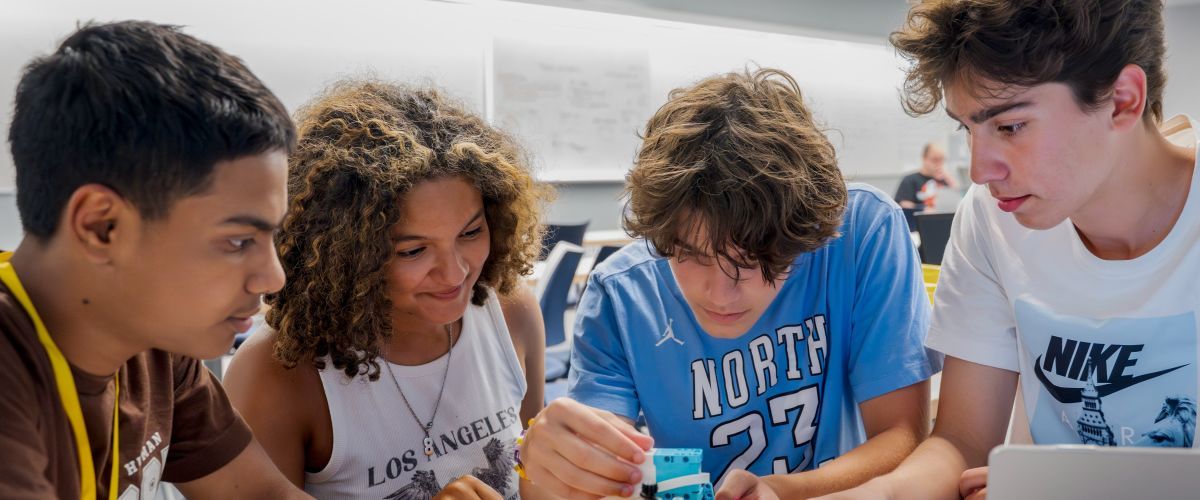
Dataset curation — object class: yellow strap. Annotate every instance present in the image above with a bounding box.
[0,254,120,500]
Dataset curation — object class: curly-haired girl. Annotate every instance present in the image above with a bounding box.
[223,80,554,499]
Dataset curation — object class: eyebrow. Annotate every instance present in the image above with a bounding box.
[947,100,1033,125]
[222,215,280,232]
[391,209,485,243]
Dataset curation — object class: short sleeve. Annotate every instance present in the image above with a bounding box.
[160,356,253,483]
[567,274,641,421]
[846,194,939,403]
[925,186,1020,372]
[0,337,55,498]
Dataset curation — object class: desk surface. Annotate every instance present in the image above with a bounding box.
[583,229,633,247]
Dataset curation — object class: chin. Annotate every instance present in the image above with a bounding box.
[698,320,750,338]
[428,302,471,323]
[181,329,238,360]
[1013,211,1067,231]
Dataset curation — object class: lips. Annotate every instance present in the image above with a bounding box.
[226,316,255,333]
[227,303,262,333]
[705,308,747,324]
[996,194,1031,213]
[429,285,463,300]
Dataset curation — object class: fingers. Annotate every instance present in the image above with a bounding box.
[714,469,760,500]
[523,461,592,500]
[537,448,638,499]
[598,411,654,452]
[552,426,645,484]
[525,459,632,500]
[964,487,988,500]
[522,399,651,499]
[434,475,502,500]
[959,467,989,499]
[547,399,649,463]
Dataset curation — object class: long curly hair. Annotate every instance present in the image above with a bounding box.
[268,80,551,380]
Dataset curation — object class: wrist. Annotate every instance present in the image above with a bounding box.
[514,418,535,480]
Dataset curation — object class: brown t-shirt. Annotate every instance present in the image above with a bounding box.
[0,285,252,499]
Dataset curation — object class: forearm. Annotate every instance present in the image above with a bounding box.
[763,422,923,498]
[244,478,313,500]
[859,434,974,500]
[176,442,313,499]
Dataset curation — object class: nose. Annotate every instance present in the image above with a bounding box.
[248,242,287,295]
[704,261,741,308]
[434,247,469,286]
[968,134,1009,186]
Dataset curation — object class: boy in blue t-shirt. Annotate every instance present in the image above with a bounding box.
[517,68,939,499]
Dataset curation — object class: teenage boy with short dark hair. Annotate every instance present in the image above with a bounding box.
[0,21,310,498]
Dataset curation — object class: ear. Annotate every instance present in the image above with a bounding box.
[63,184,136,264]
[1109,64,1149,132]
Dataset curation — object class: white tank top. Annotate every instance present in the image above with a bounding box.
[304,289,527,500]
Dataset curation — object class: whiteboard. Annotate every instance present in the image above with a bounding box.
[483,4,957,180]
[493,38,651,183]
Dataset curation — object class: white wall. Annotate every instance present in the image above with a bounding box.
[507,0,909,41]
[1165,3,1200,116]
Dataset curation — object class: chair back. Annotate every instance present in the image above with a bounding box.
[915,212,955,265]
[901,207,919,232]
[537,241,585,348]
[540,222,589,260]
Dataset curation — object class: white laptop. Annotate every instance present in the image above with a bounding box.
[988,445,1200,500]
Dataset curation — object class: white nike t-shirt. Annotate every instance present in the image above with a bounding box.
[927,115,1200,447]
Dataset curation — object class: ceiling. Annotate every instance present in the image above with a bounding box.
[503,0,1200,40]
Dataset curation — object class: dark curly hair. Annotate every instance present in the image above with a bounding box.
[890,0,1167,122]
[268,80,551,380]
[625,68,846,283]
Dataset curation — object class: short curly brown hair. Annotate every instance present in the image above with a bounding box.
[891,0,1167,122]
[268,80,551,380]
[625,68,846,283]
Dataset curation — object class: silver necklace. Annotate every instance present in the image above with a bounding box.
[383,322,455,461]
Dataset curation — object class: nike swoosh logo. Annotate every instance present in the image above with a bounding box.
[1033,357,1189,404]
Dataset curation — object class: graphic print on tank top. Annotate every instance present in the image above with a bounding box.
[381,438,516,500]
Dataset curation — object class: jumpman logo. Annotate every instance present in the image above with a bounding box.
[656,318,684,347]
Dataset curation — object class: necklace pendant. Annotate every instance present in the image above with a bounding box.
[423,436,435,457]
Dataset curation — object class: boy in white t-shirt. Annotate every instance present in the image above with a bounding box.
[827,1,1199,499]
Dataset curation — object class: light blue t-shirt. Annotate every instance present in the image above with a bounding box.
[568,184,938,484]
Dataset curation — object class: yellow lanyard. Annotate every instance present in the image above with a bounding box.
[0,255,120,500]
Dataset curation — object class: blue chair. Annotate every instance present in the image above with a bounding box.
[569,244,624,306]
[902,207,919,233]
[536,241,584,381]
[592,244,621,269]
[539,222,589,261]
[915,212,955,265]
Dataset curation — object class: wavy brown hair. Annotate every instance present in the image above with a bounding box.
[269,80,550,380]
[891,0,1167,122]
[625,68,846,283]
